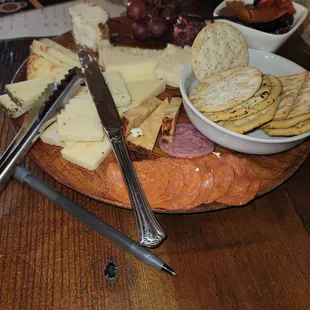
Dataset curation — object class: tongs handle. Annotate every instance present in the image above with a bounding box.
[108,129,166,248]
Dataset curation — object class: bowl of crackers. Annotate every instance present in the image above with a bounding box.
[180,22,310,155]
[213,0,308,53]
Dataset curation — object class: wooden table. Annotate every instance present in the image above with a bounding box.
[0,2,310,309]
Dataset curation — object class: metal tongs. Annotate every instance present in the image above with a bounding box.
[0,67,85,192]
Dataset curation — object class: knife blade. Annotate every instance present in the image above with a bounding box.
[78,50,166,248]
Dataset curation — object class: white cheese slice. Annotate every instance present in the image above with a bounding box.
[5,77,53,110]
[32,40,80,68]
[102,72,131,107]
[61,137,112,171]
[125,79,166,105]
[73,86,90,99]
[126,98,169,154]
[69,3,109,52]
[40,38,80,62]
[0,94,25,118]
[101,48,158,82]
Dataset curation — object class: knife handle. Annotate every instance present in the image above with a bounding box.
[108,130,166,248]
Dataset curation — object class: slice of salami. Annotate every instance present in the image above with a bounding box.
[159,123,214,159]
[107,159,170,205]
[203,153,235,202]
[216,154,252,206]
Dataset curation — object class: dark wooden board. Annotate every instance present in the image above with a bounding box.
[12,17,310,214]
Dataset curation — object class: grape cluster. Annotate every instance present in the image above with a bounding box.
[126,0,180,41]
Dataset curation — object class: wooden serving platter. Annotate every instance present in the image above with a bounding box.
[12,17,310,214]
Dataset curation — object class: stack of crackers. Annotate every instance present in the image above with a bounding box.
[189,22,310,137]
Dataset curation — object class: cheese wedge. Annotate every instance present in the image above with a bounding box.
[121,98,162,137]
[27,54,68,81]
[73,86,90,99]
[125,79,166,105]
[40,121,76,148]
[32,40,80,68]
[61,137,112,171]
[126,98,169,154]
[161,97,182,142]
[40,38,79,62]
[0,94,25,118]
[102,72,131,107]
[5,77,53,110]
[101,48,158,82]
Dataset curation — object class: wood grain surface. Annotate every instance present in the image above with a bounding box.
[0,1,309,309]
[12,22,310,213]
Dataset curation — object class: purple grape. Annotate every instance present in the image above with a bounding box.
[161,7,178,25]
[148,17,168,39]
[132,22,149,41]
[126,0,147,22]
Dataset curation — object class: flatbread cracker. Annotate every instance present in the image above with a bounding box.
[221,96,281,133]
[274,72,307,119]
[263,119,310,136]
[189,67,262,113]
[262,113,310,129]
[205,75,271,121]
[286,72,310,118]
[191,22,248,81]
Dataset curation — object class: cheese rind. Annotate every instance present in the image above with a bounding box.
[126,98,170,154]
[125,79,166,105]
[69,3,110,52]
[101,48,158,82]
[61,137,112,171]
[161,97,182,142]
[121,98,162,137]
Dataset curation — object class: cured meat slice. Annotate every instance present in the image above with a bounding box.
[184,157,214,210]
[153,158,201,210]
[106,159,169,205]
[204,153,235,202]
[216,154,252,206]
[154,157,185,204]
[159,123,214,158]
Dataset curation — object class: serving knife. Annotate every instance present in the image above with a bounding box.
[0,67,84,193]
[78,50,166,248]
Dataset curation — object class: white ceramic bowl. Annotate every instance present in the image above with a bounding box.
[180,49,310,155]
[213,0,308,53]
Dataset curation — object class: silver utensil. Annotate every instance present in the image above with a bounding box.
[78,50,166,248]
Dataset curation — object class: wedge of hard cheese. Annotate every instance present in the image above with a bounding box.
[31,40,80,68]
[0,94,25,118]
[125,79,166,105]
[121,98,162,137]
[61,137,112,171]
[101,48,158,83]
[5,77,53,110]
[126,98,169,155]
[117,102,138,116]
[161,97,182,142]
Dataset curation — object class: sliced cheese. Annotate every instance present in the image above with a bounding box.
[40,38,79,62]
[62,98,101,120]
[101,47,158,82]
[32,40,80,68]
[40,121,76,148]
[125,79,166,105]
[73,86,90,99]
[161,97,182,142]
[0,94,25,118]
[5,77,53,109]
[30,41,71,70]
[121,98,162,137]
[117,102,138,116]
[61,137,112,171]
[126,98,169,154]
[102,72,131,107]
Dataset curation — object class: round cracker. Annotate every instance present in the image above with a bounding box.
[189,67,262,112]
[191,22,249,82]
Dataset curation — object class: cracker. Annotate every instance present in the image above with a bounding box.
[262,113,310,129]
[205,74,271,121]
[263,119,310,136]
[221,96,281,134]
[191,22,248,82]
[189,67,262,113]
[286,72,310,118]
[274,72,307,119]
